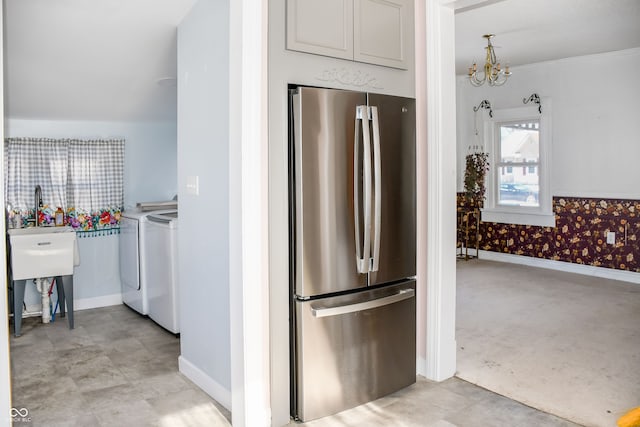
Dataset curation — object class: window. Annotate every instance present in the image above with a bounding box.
[497,120,540,207]
[4,137,124,235]
[481,102,554,227]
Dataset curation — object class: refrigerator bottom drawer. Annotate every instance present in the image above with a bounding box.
[293,280,416,422]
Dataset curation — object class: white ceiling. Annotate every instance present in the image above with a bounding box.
[4,0,195,122]
[4,1,640,122]
[455,0,640,75]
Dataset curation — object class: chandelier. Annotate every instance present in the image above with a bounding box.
[468,34,511,87]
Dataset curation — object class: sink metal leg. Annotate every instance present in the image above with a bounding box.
[59,275,74,329]
[12,280,27,337]
[55,276,66,318]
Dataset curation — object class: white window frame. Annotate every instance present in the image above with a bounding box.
[481,100,555,227]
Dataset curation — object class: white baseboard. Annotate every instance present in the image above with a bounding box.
[179,355,232,411]
[459,248,640,284]
[21,293,123,317]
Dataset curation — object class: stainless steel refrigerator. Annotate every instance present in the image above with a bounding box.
[289,86,416,422]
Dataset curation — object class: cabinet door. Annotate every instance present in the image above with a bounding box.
[353,0,413,69]
[286,0,354,60]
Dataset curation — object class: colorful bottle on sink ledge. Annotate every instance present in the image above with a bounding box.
[55,207,65,226]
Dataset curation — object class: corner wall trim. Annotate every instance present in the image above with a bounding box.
[179,356,232,411]
[463,249,640,284]
[423,0,457,383]
[416,356,427,378]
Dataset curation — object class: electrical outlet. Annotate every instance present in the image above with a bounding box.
[606,231,615,245]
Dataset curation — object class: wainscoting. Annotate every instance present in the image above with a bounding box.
[457,195,640,273]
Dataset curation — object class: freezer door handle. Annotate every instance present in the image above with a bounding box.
[370,106,381,272]
[354,105,372,274]
[311,288,414,318]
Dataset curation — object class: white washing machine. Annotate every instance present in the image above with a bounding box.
[119,207,177,315]
[145,211,179,333]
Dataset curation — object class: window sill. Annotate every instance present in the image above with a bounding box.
[481,209,556,227]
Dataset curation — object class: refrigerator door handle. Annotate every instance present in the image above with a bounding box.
[354,105,372,274]
[370,106,382,272]
[311,288,415,318]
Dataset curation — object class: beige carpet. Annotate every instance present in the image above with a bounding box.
[456,259,640,427]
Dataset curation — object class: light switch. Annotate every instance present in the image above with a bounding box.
[186,175,199,196]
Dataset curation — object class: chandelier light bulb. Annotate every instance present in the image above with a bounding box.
[468,34,512,87]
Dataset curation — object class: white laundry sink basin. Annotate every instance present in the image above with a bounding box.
[8,226,78,280]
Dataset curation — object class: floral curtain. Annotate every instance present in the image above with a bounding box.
[4,137,124,237]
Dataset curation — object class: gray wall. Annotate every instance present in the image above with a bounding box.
[177,0,231,395]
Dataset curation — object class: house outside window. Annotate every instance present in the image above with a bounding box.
[497,120,540,206]
[481,101,555,227]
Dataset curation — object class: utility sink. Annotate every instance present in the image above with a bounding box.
[8,226,78,280]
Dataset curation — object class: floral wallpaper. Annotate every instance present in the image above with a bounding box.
[457,195,640,273]
[8,205,121,237]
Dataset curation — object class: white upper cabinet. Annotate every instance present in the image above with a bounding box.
[286,0,413,70]
[286,0,354,61]
[353,0,412,69]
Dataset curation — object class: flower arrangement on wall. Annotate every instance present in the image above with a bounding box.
[463,151,490,208]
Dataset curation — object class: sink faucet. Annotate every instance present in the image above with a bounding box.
[34,185,42,227]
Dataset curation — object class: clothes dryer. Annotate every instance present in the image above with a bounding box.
[145,211,179,333]
[120,208,177,315]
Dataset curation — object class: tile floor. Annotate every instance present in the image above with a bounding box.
[11,304,582,426]
[294,377,581,427]
[10,305,231,426]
